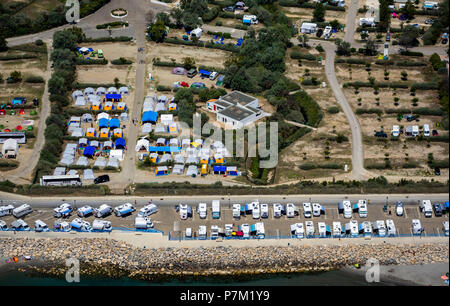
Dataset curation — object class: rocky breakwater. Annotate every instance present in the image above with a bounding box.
[0,238,448,280]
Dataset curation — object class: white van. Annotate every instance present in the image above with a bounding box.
[198,225,207,239]
[209,71,218,80]
[77,205,94,217]
[333,221,343,237]
[290,223,305,238]
[423,124,430,137]
[303,203,312,218]
[0,205,14,217]
[392,125,400,137]
[442,221,449,236]
[114,203,136,217]
[12,204,32,218]
[138,203,158,217]
[252,202,260,219]
[312,203,322,217]
[185,227,193,238]
[318,222,327,237]
[197,203,207,219]
[232,204,241,219]
[373,220,387,237]
[273,203,284,218]
[305,221,315,237]
[286,203,298,218]
[53,203,73,218]
[211,225,220,239]
[386,219,396,236]
[212,200,220,219]
[95,204,112,218]
[420,200,433,218]
[260,203,269,218]
[34,220,49,232]
[358,200,368,218]
[135,217,153,229]
[412,219,423,235]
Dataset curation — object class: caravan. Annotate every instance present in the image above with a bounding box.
[138,203,158,217]
[357,200,368,218]
[273,203,285,218]
[290,223,305,238]
[198,225,207,239]
[54,220,71,232]
[338,200,353,218]
[286,203,299,218]
[197,203,207,219]
[179,204,193,220]
[305,221,315,237]
[251,222,265,239]
[225,224,233,237]
[77,205,94,217]
[359,221,372,238]
[95,204,112,218]
[212,200,221,219]
[412,219,423,235]
[346,220,359,237]
[302,203,312,218]
[135,217,154,229]
[70,218,91,232]
[318,222,327,238]
[260,203,269,218]
[386,219,396,236]
[92,219,112,232]
[0,205,14,217]
[312,203,322,217]
[232,204,241,219]
[53,203,73,218]
[373,220,387,237]
[114,203,136,217]
[0,220,7,231]
[210,225,220,239]
[442,221,449,236]
[239,224,250,238]
[34,220,49,232]
[333,221,344,237]
[420,200,433,218]
[252,202,260,219]
[11,219,30,231]
[12,204,33,218]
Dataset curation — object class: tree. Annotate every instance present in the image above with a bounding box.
[297,34,308,47]
[401,0,416,20]
[0,34,7,52]
[182,12,202,31]
[9,71,22,83]
[52,30,77,50]
[50,48,76,63]
[170,8,184,28]
[156,12,171,26]
[182,57,196,70]
[313,2,325,22]
[335,38,351,56]
[48,75,66,95]
[329,19,340,30]
[364,38,378,56]
[429,53,443,70]
[379,0,391,31]
[398,25,420,50]
[147,20,167,42]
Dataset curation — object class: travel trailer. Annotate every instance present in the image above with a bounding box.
[251,222,265,239]
[0,205,14,217]
[0,220,7,231]
[179,204,193,220]
[345,220,359,237]
[386,219,396,236]
[53,203,73,218]
[34,220,49,232]
[70,218,91,232]
[420,200,433,218]
[260,203,269,218]
[232,204,241,219]
[373,220,387,237]
[252,202,260,219]
[198,225,207,239]
[185,227,193,238]
[239,224,250,238]
[442,221,449,237]
[225,224,233,237]
[318,222,327,237]
[54,220,71,232]
[273,203,285,218]
[305,221,315,237]
[12,204,33,218]
[11,219,30,231]
[290,223,305,238]
[138,204,158,217]
[114,203,136,217]
[303,203,312,218]
[92,219,112,232]
[357,200,368,218]
[212,200,221,219]
[197,203,207,219]
[359,221,372,238]
[312,203,322,217]
[338,200,353,218]
[210,225,220,239]
[412,219,423,235]
[95,204,113,218]
[333,221,344,237]
[242,15,258,25]
[135,217,153,229]
[77,205,94,217]
[286,203,299,218]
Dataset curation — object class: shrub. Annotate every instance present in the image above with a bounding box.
[400,50,424,57]
[156,85,172,92]
[291,51,316,61]
[96,21,128,29]
[75,58,108,65]
[356,108,383,115]
[111,57,132,65]
[327,106,340,114]
[25,75,45,83]
[35,39,44,46]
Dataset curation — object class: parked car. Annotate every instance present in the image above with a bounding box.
[425,19,435,24]
[396,201,404,216]
[209,71,218,80]
[435,167,441,176]
[385,33,390,41]
[432,130,439,136]
[316,29,323,38]
[94,175,109,184]
[187,68,197,78]
[374,131,387,138]
[223,6,235,12]
[433,203,443,217]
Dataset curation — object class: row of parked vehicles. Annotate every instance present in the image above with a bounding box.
[185,223,265,240]
[0,218,112,232]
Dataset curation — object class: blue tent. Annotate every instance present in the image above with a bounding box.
[213,166,226,174]
[142,111,158,123]
[99,118,109,128]
[83,146,95,157]
[115,138,126,149]
[109,118,120,129]
[148,146,180,153]
[105,94,121,101]
[199,69,211,77]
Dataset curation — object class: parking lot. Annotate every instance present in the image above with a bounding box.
[1,201,448,239]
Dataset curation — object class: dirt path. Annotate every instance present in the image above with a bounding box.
[344,0,359,46]
[284,120,318,131]
[0,42,52,184]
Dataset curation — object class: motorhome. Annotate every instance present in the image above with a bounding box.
[323,26,332,39]
[92,219,112,232]
[53,203,73,218]
[0,220,7,230]
[70,218,91,232]
[358,200,368,218]
[396,201,404,216]
[12,204,33,218]
[286,203,299,218]
[338,200,352,218]
[198,225,207,239]
[333,221,344,237]
[114,203,136,217]
[242,15,258,25]
[346,220,359,237]
[260,203,269,218]
[11,219,30,231]
[244,202,254,215]
[290,223,305,238]
[312,203,322,217]
[442,221,449,236]
[34,220,49,232]
[185,227,193,238]
[138,203,158,217]
[359,221,372,237]
[232,204,241,219]
[225,224,233,237]
[305,221,315,237]
[135,217,154,229]
[412,219,423,235]
[386,219,396,236]
[197,203,207,219]
[179,204,193,220]
[239,224,250,238]
[77,205,94,217]
[318,222,327,237]
[420,200,433,218]
[54,220,71,232]
[94,204,113,218]
[273,203,285,218]
[373,220,387,237]
[251,222,265,239]
[303,203,312,218]
[252,202,260,219]
[0,205,14,217]
[211,225,220,239]
[212,200,221,219]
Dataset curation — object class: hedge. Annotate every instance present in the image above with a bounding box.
[396,61,427,67]
[25,75,45,83]
[75,58,108,65]
[336,58,367,65]
[299,163,343,170]
[72,82,126,89]
[164,37,240,53]
[399,50,424,57]
[156,85,172,92]
[410,82,439,90]
[96,21,129,29]
[206,31,232,39]
[82,36,133,42]
[290,51,316,61]
[327,106,340,114]
[355,108,383,115]
[111,58,133,65]
[0,54,38,61]
[278,0,346,11]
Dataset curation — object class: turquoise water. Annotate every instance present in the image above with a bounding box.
[0,269,397,286]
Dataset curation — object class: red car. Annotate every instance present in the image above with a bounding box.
[432,130,439,136]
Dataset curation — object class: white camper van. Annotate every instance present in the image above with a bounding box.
[53,203,73,218]
[212,200,221,219]
[252,202,260,219]
[286,203,298,218]
[360,221,372,237]
[198,225,207,239]
[114,203,136,217]
[442,221,449,236]
[185,227,193,238]
[135,217,153,229]
[92,219,112,232]
[303,203,312,218]
[0,220,7,230]
[197,203,207,219]
[0,205,14,217]
[423,124,430,137]
[420,200,433,218]
[239,223,250,238]
[77,205,94,217]
[138,204,158,217]
[305,221,315,237]
[346,220,359,237]
[253,222,265,239]
[333,221,343,237]
[70,218,91,232]
[323,26,332,39]
[11,219,30,231]
[179,204,192,220]
[318,222,327,237]
[210,225,220,239]
[373,220,387,237]
[34,220,49,232]
[412,219,423,235]
[273,203,284,218]
[260,203,269,218]
[95,204,113,218]
[386,219,396,236]
[339,200,352,218]
[54,220,70,232]
[225,224,233,237]
[358,200,368,218]
[232,204,241,219]
[12,204,32,218]
[290,223,305,238]
[312,203,322,217]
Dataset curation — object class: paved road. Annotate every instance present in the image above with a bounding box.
[344,0,359,45]
[0,42,53,184]
[0,191,447,208]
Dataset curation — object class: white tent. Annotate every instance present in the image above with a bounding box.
[87,94,100,103]
[72,90,83,100]
[83,169,95,180]
[300,22,317,34]
[154,123,166,134]
[94,156,107,167]
[143,101,155,112]
[96,87,106,96]
[161,114,173,125]
[97,112,110,121]
[173,164,185,175]
[120,112,129,122]
[107,87,118,94]
[141,123,152,134]
[67,169,78,176]
[84,87,95,95]
[159,153,172,164]
[174,154,185,164]
[53,167,66,176]
[154,103,166,112]
[2,139,18,157]
[181,139,191,148]
[186,165,198,176]
[119,86,129,95]
[60,156,74,166]
[158,95,169,104]
[186,156,199,164]
[68,122,80,132]
[136,138,150,152]
[76,156,89,166]
[71,128,84,137]
[78,138,88,146]
[169,138,179,147]
[110,150,123,161]
[75,96,86,106]
[81,113,93,123]
[107,157,120,168]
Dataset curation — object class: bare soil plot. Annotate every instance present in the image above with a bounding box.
[12,0,64,19]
